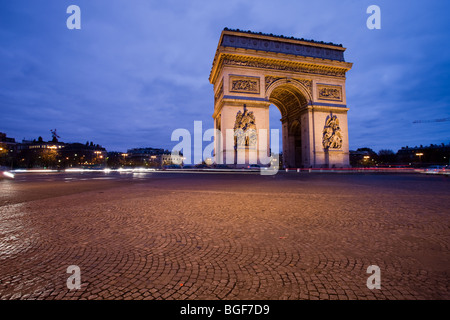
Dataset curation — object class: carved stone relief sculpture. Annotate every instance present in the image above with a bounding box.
[322,114,343,149]
[234,105,257,147]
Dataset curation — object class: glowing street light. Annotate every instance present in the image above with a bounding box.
[416,152,424,162]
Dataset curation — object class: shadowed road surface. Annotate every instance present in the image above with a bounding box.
[0,171,449,300]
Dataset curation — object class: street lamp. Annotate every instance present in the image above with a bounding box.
[416,152,424,162]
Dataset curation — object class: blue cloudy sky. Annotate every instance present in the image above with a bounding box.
[1,0,449,154]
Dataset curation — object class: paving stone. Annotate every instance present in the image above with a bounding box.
[0,173,448,300]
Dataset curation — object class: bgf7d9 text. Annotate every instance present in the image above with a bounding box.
[224,304,269,315]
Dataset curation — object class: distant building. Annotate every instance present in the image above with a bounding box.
[124,147,183,168]
[106,151,126,168]
[16,139,65,168]
[127,147,165,155]
[4,131,189,169]
[61,143,107,168]
[16,138,106,169]
[349,148,377,167]
[0,132,16,146]
[126,147,165,167]
[397,143,450,165]
[0,132,17,167]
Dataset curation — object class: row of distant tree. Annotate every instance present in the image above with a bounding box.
[350,143,450,167]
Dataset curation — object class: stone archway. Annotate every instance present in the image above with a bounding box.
[266,80,311,168]
[210,28,353,168]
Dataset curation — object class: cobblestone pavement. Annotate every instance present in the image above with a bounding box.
[0,172,449,300]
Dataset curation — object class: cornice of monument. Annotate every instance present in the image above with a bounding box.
[210,52,352,84]
[222,28,346,50]
[209,28,352,84]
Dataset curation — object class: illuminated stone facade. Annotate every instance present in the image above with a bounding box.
[210,29,353,168]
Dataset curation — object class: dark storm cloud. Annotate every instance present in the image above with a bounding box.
[0,0,449,153]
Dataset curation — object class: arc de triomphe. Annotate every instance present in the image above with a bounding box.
[209,28,353,168]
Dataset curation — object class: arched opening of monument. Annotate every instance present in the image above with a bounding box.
[269,84,309,168]
[268,104,282,162]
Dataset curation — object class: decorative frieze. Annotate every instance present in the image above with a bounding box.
[295,78,312,94]
[317,84,343,101]
[264,76,284,91]
[223,57,347,78]
[229,76,260,94]
[264,76,312,97]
